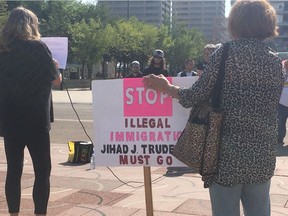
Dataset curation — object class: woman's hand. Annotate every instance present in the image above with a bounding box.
[284,60,288,71]
[52,58,60,69]
[52,58,62,86]
[143,74,170,93]
[143,74,180,99]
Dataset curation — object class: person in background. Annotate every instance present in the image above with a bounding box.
[126,60,143,78]
[143,0,283,215]
[0,7,62,216]
[278,59,288,145]
[143,49,168,77]
[177,59,197,77]
[167,58,198,175]
[196,44,216,76]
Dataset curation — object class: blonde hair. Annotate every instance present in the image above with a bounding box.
[228,0,278,40]
[0,7,40,51]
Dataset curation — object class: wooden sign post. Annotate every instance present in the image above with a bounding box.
[143,166,154,216]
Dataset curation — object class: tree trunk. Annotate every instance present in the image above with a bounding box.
[87,64,93,79]
[81,62,85,79]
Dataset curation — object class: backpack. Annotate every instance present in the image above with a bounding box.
[68,141,93,163]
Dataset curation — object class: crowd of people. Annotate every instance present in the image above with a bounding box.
[126,45,214,79]
[1,0,288,216]
[125,42,220,79]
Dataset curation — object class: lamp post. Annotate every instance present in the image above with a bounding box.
[127,0,130,19]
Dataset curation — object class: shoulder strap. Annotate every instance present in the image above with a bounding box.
[212,43,230,109]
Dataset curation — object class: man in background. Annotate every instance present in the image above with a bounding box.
[278,59,288,145]
[177,59,197,77]
[126,61,143,78]
[196,44,216,76]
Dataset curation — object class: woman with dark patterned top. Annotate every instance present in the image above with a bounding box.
[0,7,62,216]
[143,1,284,215]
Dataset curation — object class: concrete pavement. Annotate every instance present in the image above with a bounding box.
[52,88,93,104]
[0,89,287,216]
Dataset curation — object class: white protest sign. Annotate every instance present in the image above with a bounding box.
[41,37,68,69]
[92,77,198,167]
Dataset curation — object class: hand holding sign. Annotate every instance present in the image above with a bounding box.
[143,74,180,99]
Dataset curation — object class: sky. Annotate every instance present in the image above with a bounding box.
[225,0,231,17]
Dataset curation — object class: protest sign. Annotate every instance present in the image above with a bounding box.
[92,77,198,167]
[41,37,68,69]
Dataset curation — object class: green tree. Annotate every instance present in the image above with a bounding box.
[108,17,172,77]
[154,25,173,74]
[2,1,205,79]
[0,0,8,29]
[40,1,80,36]
[69,18,108,79]
[20,1,46,19]
[79,1,110,25]
[108,18,144,77]
[133,20,158,68]
[168,25,206,75]
[6,0,21,11]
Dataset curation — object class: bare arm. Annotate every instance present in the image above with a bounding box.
[143,74,180,99]
[51,58,62,86]
[52,73,62,86]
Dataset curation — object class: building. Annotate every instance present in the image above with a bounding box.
[270,1,288,52]
[97,0,172,26]
[172,0,226,43]
[230,0,288,52]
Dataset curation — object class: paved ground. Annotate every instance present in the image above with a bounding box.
[0,89,288,216]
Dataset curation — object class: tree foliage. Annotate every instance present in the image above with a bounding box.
[108,18,156,76]
[69,18,108,78]
[0,0,7,29]
[107,17,174,77]
[167,24,206,75]
[0,1,207,78]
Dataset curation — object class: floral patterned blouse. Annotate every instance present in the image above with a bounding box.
[178,38,284,186]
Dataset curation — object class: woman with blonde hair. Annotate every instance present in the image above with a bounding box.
[0,7,61,216]
[143,0,284,215]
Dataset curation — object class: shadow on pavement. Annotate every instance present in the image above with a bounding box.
[59,162,89,167]
[164,144,288,177]
[164,167,197,177]
[277,144,288,156]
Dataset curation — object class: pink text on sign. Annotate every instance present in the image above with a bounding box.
[123,78,173,117]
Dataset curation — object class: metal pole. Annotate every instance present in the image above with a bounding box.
[127,0,130,19]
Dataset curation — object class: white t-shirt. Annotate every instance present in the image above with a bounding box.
[176,71,197,77]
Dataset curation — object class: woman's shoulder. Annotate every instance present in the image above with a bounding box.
[230,38,273,51]
[26,39,48,49]
[24,40,52,57]
[19,40,49,53]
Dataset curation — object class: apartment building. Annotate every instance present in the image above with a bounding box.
[270,1,288,52]
[97,0,172,26]
[230,0,288,52]
[172,1,226,44]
